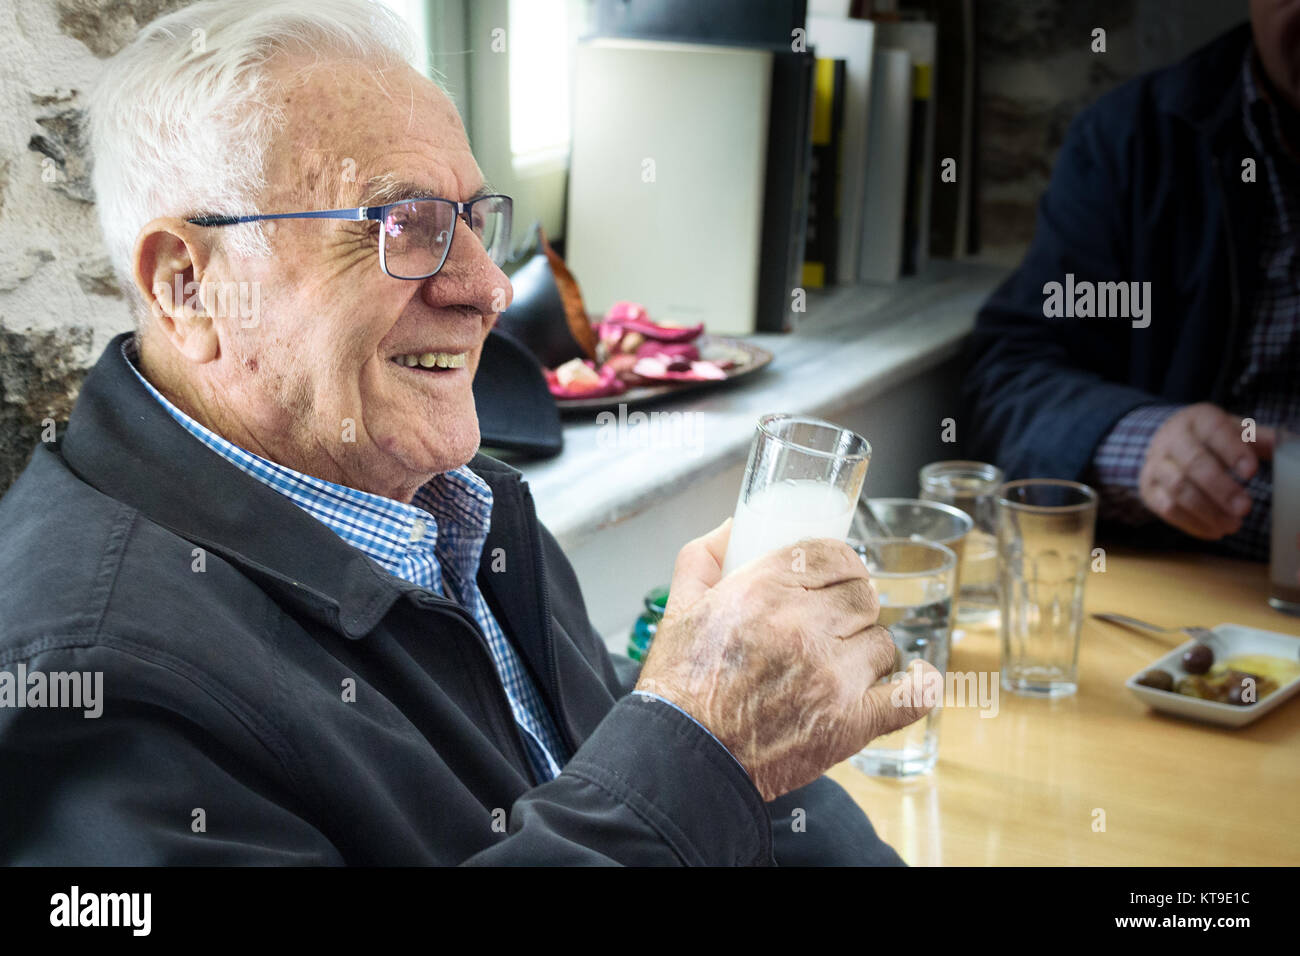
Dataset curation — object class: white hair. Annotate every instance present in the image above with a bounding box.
[87,0,416,324]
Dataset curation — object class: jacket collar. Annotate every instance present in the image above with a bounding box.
[60,332,527,641]
[1154,23,1253,149]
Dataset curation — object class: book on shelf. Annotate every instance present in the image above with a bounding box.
[857,46,913,282]
[908,0,976,258]
[802,56,847,290]
[765,50,817,330]
[806,15,877,285]
[590,0,807,46]
[875,18,937,275]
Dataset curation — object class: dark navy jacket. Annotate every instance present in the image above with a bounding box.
[0,333,893,865]
[963,24,1262,548]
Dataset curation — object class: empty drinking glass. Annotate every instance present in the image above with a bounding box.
[996,479,1098,698]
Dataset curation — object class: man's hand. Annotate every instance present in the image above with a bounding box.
[1138,403,1273,540]
[634,518,937,802]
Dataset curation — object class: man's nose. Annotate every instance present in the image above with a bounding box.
[421,218,513,315]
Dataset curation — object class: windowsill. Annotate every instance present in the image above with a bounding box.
[497,259,1009,554]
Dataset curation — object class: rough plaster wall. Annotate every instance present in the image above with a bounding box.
[0,0,189,494]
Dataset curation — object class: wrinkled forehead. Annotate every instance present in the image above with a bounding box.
[259,54,483,211]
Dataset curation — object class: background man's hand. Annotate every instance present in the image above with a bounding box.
[634,518,938,802]
[1139,403,1273,540]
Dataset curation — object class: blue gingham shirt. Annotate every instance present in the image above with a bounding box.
[121,340,569,783]
[1092,50,1299,560]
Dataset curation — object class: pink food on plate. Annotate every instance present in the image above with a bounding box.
[599,302,704,343]
[604,301,650,324]
[545,358,627,399]
[634,341,700,363]
[603,352,651,385]
[631,356,728,382]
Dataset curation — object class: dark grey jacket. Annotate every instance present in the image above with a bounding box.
[0,333,894,865]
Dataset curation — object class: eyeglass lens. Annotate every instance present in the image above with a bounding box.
[380,196,511,279]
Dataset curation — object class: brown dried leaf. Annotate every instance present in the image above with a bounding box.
[539,227,598,360]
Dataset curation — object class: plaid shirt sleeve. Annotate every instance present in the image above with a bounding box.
[1090,403,1183,524]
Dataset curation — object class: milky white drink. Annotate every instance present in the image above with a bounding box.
[721,478,855,577]
[1270,433,1300,612]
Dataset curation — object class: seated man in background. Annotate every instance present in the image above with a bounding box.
[963,0,1297,559]
[0,0,933,865]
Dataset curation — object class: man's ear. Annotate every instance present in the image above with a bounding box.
[132,218,219,363]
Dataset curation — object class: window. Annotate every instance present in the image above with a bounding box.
[507,0,571,172]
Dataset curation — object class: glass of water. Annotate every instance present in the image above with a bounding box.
[996,479,1098,698]
[849,538,957,777]
[1270,425,1300,615]
[919,461,1004,630]
[721,414,871,577]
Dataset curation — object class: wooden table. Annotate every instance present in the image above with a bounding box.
[828,548,1300,865]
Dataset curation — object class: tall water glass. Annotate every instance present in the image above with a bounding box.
[1270,426,1300,615]
[849,538,957,777]
[996,479,1098,698]
[920,461,1004,629]
[721,414,871,577]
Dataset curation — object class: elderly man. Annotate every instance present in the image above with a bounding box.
[0,0,932,865]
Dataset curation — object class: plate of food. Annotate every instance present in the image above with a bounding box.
[543,303,773,413]
[549,334,773,413]
[1125,624,1300,728]
[493,230,774,414]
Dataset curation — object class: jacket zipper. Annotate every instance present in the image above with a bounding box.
[407,476,571,774]
[521,483,571,755]
[417,591,539,778]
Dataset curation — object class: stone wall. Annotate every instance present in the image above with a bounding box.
[0,0,191,493]
[977,0,1250,262]
[0,0,1256,494]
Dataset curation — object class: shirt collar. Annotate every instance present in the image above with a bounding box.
[119,338,494,587]
[1242,48,1300,165]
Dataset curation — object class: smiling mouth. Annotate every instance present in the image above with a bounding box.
[390,351,469,371]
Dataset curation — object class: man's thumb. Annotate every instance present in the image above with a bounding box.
[665,517,733,614]
[864,660,939,739]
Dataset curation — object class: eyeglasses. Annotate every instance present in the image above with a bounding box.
[186,194,513,280]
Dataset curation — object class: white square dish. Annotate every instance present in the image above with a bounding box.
[1124,623,1300,728]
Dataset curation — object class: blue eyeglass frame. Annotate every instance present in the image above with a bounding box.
[185,193,513,280]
